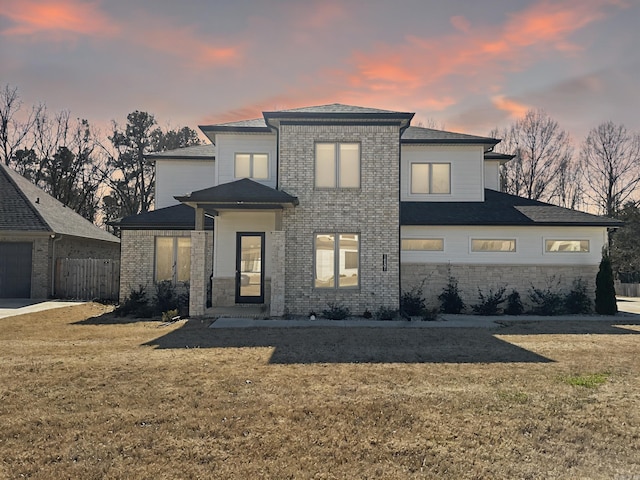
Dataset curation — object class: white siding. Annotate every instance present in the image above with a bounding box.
[401,225,606,266]
[484,160,501,191]
[155,159,215,209]
[401,144,485,202]
[213,211,277,278]
[215,133,277,188]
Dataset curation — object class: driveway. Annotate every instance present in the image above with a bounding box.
[0,299,87,319]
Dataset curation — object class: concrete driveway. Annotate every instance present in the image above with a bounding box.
[0,299,87,319]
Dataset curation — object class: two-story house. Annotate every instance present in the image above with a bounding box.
[114,104,621,317]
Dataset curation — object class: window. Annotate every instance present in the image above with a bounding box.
[545,240,589,252]
[314,233,359,288]
[235,153,269,179]
[401,238,444,251]
[471,239,516,252]
[315,143,360,188]
[155,237,191,283]
[411,163,450,194]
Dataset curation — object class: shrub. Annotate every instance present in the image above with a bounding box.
[528,283,564,316]
[438,276,465,314]
[564,278,592,314]
[177,282,190,317]
[154,280,177,314]
[375,306,398,321]
[421,307,439,321]
[400,282,426,316]
[472,286,507,315]
[115,285,149,317]
[321,303,351,320]
[362,309,373,319]
[504,290,524,315]
[595,252,617,315]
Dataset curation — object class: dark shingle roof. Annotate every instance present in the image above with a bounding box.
[484,152,515,161]
[0,163,119,242]
[401,189,623,227]
[266,103,408,115]
[146,144,215,160]
[199,118,271,134]
[402,126,500,146]
[175,178,298,207]
[113,204,214,230]
[263,103,414,123]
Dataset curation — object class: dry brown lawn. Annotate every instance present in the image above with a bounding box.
[1,304,639,479]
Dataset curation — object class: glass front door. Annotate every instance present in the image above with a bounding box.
[235,233,265,303]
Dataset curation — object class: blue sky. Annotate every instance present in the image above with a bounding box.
[1,0,639,143]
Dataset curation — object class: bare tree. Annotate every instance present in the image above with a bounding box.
[0,84,41,166]
[580,121,640,217]
[492,110,575,202]
[548,156,584,210]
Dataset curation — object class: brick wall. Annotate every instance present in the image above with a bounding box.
[402,263,600,312]
[279,123,401,315]
[119,229,212,303]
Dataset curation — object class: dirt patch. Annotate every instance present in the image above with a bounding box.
[1,303,639,479]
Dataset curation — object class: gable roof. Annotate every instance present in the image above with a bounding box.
[113,204,214,230]
[146,143,215,160]
[401,189,623,227]
[175,178,298,208]
[0,163,119,242]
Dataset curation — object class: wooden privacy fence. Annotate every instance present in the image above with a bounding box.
[55,258,120,301]
[615,281,640,298]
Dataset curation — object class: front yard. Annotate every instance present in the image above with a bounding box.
[1,304,639,479]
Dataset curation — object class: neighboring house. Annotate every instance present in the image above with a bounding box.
[0,163,120,299]
[113,104,622,317]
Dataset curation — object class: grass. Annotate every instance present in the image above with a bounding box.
[561,372,610,388]
[1,303,639,479]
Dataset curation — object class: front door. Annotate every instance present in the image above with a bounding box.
[235,233,265,304]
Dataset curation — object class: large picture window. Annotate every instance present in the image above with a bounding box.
[235,153,269,179]
[314,233,359,288]
[315,143,360,188]
[155,237,191,283]
[411,163,450,194]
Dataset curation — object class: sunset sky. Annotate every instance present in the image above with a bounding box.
[1,0,639,143]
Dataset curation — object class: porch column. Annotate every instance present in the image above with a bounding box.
[270,230,285,317]
[189,230,207,317]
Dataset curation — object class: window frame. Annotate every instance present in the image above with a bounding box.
[313,232,360,289]
[401,238,445,251]
[410,162,451,195]
[544,239,590,253]
[234,152,270,180]
[154,236,191,284]
[314,142,361,189]
[470,238,517,253]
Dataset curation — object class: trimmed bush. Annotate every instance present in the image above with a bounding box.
[115,285,150,317]
[400,282,426,316]
[595,253,618,315]
[375,306,399,321]
[564,278,592,314]
[321,303,351,320]
[528,284,564,316]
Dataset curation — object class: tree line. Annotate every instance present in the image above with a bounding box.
[0,85,200,226]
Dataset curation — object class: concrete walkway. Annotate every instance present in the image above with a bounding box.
[210,297,640,329]
[0,299,87,319]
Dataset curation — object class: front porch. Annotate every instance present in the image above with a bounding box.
[175,179,297,318]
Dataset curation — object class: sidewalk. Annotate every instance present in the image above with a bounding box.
[210,297,640,329]
[0,299,87,319]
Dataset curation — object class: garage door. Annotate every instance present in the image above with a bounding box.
[0,242,33,298]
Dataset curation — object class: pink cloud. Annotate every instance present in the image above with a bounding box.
[1,0,119,38]
[492,95,531,119]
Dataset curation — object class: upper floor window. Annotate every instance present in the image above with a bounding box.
[545,240,589,253]
[411,163,450,194]
[315,143,360,188]
[235,153,269,179]
[155,237,191,283]
[471,239,516,252]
